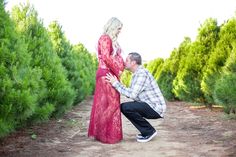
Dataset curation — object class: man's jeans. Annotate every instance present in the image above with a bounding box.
[121,101,162,136]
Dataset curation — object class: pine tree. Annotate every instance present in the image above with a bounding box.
[48,21,97,104]
[0,0,41,137]
[159,37,191,100]
[11,2,75,119]
[72,43,96,103]
[201,17,236,105]
[173,18,219,102]
[213,42,236,114]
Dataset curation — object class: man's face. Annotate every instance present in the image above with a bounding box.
[125,55,133,70]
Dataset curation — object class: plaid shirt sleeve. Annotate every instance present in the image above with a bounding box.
[112,72,147,100]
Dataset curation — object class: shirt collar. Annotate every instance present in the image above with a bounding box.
[134,65,143,75]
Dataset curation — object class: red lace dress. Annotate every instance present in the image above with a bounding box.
[88,35,125,144]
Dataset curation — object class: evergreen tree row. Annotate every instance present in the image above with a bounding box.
[0,1,97,138]
[145,17,236,114]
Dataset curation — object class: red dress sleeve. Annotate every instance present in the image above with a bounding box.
[98,35,124,77]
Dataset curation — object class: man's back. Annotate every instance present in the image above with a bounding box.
[131,66,166,117]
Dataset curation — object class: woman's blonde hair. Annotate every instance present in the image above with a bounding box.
[103,17,123,43]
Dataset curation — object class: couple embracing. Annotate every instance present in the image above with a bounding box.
[88,17,166,144]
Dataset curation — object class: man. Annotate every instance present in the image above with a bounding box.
[106,52,166,143]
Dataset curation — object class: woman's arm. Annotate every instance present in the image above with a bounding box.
[99,35,124,77]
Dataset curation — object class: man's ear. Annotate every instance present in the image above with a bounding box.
[131,60,136,65]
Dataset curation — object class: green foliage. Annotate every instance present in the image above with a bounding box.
[120,70,132,87]
[0,62,43,135]
[201,17,236,104]
[11,3,75,118]
[47,21,71,58]
[0,0,96,138]
[71,44,97,103]
[146,58,164,78]
[157,69,175,100]
[30,103,55,123]
[48,21,96,105]
[31,133,37,140]
[0,0,41,137]
[214,74,236,114]
[173,18,220,102]
[213,45,236,114]
[160,38,191,100]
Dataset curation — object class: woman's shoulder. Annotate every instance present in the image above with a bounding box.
[99,34,112,41]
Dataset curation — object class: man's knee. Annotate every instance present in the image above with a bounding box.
[121,102,131,113]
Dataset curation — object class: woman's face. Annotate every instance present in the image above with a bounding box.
[115,27,122,37]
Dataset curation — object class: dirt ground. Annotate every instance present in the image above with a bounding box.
[0,96,236,157]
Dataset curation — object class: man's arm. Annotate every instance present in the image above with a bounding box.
[106,72,147,99]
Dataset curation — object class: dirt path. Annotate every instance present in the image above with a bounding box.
[0,96,236,157]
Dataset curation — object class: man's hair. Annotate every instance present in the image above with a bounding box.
[128,52,142,65]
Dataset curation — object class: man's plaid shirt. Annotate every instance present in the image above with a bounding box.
[112,66,166,117]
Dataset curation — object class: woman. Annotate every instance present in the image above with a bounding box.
[88,17,125,144]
